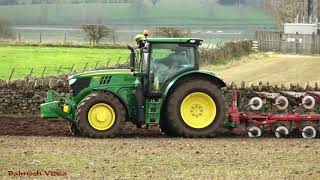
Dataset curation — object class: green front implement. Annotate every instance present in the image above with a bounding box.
[40,90,75,121]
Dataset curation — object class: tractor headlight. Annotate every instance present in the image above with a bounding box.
[69,77,92,96]
[68,78,77,86]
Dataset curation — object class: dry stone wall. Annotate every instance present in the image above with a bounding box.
[0,76,69,115]
[0,64,129,115]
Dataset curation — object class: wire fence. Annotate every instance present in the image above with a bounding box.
[0,56,129,81]
[255,31,320,55]
[10,31,123,45]
[6,28,253,46]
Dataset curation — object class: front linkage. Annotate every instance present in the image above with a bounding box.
[40,90,75,121]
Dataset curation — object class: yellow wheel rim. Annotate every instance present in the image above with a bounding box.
[180,92,217,129]
[88,103,115,131]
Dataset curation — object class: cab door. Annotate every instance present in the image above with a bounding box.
[147,43,198,97]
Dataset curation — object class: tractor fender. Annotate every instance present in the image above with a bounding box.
[162,70,226,103]
[92,87,131,119]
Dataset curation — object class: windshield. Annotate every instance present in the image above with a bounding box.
[150,43,196,91]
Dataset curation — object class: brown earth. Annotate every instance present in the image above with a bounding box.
[0,116,247,138]
[0,116,70,137]
[0,116,166,137]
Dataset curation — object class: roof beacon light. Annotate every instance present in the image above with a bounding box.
[143,30,149,38]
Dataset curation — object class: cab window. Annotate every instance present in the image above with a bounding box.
[150,43,196,91]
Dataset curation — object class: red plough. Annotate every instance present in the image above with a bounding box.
[229,89,320,139]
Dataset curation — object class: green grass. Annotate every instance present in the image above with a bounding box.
[0,1,272,26]
[202,53,320,86]
[0,46,128,80]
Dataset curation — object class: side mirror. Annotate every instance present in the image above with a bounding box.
[127,45,136,72]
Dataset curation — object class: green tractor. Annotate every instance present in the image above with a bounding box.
[40,36,227,138]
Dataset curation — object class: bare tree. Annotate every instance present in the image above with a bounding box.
[264,0,306,28]
[81,24,112,45]
[0,18,15,39]
[152,27,191,38]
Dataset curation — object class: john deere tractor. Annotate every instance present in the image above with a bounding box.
[40,35,227,138]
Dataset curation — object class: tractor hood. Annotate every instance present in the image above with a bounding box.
[68,69,133,80]
[67,69,136,97]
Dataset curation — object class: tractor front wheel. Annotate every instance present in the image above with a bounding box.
[163,79,227,137]
[76,92,126,138]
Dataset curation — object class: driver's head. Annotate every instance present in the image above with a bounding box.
[135,34,145,48]
[170,47,184,55]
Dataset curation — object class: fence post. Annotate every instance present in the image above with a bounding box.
[312,32,316,54]
[95,61,100,69]
[28,68,34,78]
[64,32,67,44]
[295,33,299,54]
[112,30,116,45]
[278,31,281,52]
[8,68,15,82]
[41,66,47,78]
[117,57,121,68]
[106,58,111,68]
[40,33,42,44]
[19,32,21,43]
[83,63,89,71]
[70,64,75,74]
[57,65,63,74]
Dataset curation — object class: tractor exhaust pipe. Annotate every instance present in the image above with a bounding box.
[127,45,136,72]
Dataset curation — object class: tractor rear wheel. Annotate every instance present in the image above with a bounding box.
[76,92,126,138]
[69,122,80,136]
[164,79,227,137]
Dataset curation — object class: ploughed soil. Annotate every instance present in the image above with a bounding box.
[0,116,70,137]
[0,116,246,137]
[0,116,165,137]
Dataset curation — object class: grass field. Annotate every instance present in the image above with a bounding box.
[203,53,320,86]
[0,136,319,179]
[0,46,128,80]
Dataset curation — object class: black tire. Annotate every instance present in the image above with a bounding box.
[69,122,81,136]
[164,79,227,138]
[76,92,126,138]
[159,116,175,136]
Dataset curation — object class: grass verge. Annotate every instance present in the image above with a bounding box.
[0,46,128,80]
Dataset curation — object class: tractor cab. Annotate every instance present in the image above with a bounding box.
[128,36,205,124]
[131,37,203,95]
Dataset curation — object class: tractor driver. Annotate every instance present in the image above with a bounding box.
[150,47,188,91]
